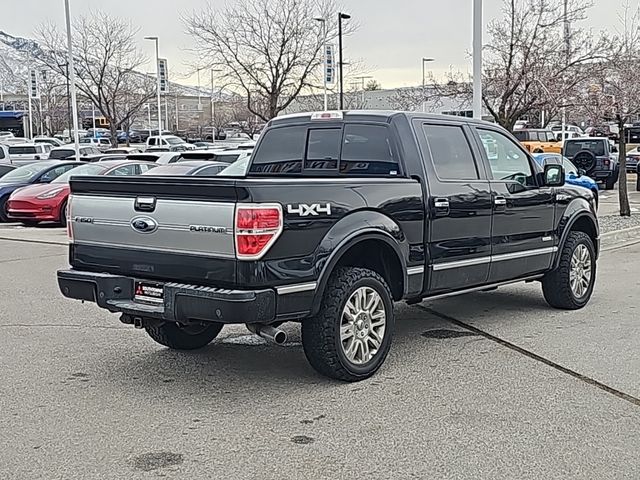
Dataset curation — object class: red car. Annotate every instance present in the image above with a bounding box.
[7,160,156,226]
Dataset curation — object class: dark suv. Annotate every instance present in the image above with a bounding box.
[563,138,619,190]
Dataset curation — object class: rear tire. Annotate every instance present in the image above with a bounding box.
[604,177,616,190]
[145,321,224,350]
[302,267,395,382]
[542,232,596,310]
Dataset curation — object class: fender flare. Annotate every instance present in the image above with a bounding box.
[310,228,409,316]
[553,210,599,269]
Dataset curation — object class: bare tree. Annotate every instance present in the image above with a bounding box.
[185,0,351,121]
[364,79,381,91]
[36,12,155,144]
[577,4,640,216]
[426,0,608,130]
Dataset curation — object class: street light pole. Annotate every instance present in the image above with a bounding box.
[422,57,435,113]
[472,0,483,120]
[338,12,351,110]
[64,0,80,159]
[314,17,328,111]
[145,36,162,139]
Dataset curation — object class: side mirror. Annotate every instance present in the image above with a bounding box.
[544,164,565,187]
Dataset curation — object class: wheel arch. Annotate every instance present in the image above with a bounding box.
[554,211,599,269]
[311,228,409,316]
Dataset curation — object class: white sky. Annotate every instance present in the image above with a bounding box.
[2,0,629,88]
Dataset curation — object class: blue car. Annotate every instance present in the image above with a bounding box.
[533,153,599,206]
[0,161,82,222]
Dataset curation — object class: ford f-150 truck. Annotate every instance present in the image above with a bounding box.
[58,111,599,382]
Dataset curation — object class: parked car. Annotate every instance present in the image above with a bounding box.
[0,131,15,141]
[625,146,640,173]
[58,111,599,381]
[155,150,252,165]
[0,144,10,165]
[126,152,183,164]
[6,160,156,227]
[49,145,102,160]
[533,153,599,208]
[0,161,82,222]
[8,143,51,165]
[33,137,65,147]
[80,137,112,152]
[2,137,31,145]
[86,128,111,139]
[104,147,143,154]
[0,165,16,179]
[555,131,584,142]
[551,124,584,136]
[563,138,619,190]
[146,135,195,151]
[142,161,230,177]
[117,130,148,143]
[513,129,562,154]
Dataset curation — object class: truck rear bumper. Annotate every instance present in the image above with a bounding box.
[57,269,276,324]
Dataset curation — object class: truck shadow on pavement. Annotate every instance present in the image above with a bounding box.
[95,285,565,395]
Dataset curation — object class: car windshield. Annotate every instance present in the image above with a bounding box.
[166,137,183,145]
[563,158,578,175]
[564,140,605,157]
[218,157,250,177]
[49,149,74,159]
[52,164,108,183]
[0,163,52,183]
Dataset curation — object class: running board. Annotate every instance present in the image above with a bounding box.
[407,274,544,304]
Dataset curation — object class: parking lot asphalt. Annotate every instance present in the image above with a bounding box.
[1,237,639,479]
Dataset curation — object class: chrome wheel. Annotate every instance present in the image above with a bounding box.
[340,286,386,365]
[570,244,592,299]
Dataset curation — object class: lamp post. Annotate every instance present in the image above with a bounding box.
[422,57,435,113]
[338,12,351,110]
[144,36,162,139]
[314,17,328,111]
[472,0,483,120]
[64,0,80,159]
[210,69,222,142]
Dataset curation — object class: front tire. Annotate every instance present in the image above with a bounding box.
[145,321,223,350]
[302,267,395,382]
[59,200,68,227]
[604,177,616,190]
[0,195,9,222]
[542,232,596,310]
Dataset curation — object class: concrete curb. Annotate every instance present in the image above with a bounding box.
[600,226,640,248]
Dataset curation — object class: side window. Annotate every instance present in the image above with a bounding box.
[107,164,138,176]
[149,138,156,147]
[138,164,155,173]
[423,124,479,180]
[194,165,225,176]
[477,129,536,187]
[305,128,341,170]
[249,125,306,174]
[341,124,398,176]
[546,132,556,142]
[40,164,76,182]
[0,148,4,159]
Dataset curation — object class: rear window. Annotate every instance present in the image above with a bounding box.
[249,123,399,176]
[9,146,37,155]
[564,140,606,157]
[49,149,74,159]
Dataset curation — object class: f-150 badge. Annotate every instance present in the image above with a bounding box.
[287,203,332,217]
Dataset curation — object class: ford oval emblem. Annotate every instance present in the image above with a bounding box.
[131,216,158,234]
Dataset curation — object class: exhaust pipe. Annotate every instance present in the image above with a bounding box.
[247,324,287,345]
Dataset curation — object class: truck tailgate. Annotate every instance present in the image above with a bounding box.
[68,176,240,285]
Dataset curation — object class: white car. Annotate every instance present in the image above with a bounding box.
[2,137,32,146]
[33,137,65,147]
[48,145,103,160]
[0,144,10,165]
[127,152,183,165]
[172,149,252,165]
[146,135,195,151]
[0,131,15,141]
[104,147,143,154]
[8,143,51,165]
[80,137,112,151]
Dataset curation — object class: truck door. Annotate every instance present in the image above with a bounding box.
[414,121,493,293]
[473,128,555,283]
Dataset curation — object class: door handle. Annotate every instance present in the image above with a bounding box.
[433,198,450,216]
[494,196,507,209]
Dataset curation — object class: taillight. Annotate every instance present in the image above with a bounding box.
[235,204,283,260]
[604,159,611,167]
[67,195,74,242]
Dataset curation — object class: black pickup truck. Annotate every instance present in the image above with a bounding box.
[58,111,599,382]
